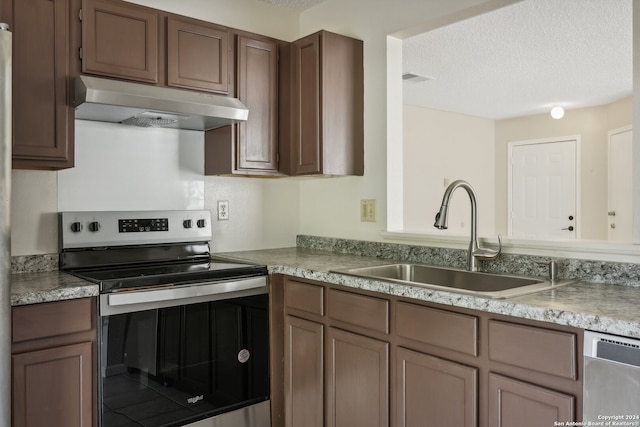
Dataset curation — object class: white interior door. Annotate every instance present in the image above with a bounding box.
[608,127,632,243]
[509,138,578,240]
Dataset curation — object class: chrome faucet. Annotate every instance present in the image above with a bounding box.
[434,180,501,272]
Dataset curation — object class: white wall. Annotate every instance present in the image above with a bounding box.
[127,0,300,41]
[399,97,632,241]
[494,96,633,240]
[205,177,300,252]
[11,171,58,255]
[402,105,495,236]
[58,121,205,212]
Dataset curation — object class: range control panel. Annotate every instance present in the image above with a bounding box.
[119,218,170,233]
[60,210,212,249]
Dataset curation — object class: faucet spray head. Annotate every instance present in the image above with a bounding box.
[434,206,449,229]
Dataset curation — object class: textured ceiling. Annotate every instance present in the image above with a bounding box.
[402,0,633,119]
[257,0,326,10]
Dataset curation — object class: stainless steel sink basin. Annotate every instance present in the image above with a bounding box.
[331,263,574,299]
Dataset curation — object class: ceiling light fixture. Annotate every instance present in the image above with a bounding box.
[550,106,565,119]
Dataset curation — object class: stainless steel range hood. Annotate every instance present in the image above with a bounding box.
[74,75,248,131]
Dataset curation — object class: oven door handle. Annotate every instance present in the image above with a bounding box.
[101,276,267,315]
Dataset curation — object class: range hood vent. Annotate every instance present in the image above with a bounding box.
[74,75,249,131]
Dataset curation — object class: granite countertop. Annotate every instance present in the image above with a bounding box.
[214,247,640,339]
[10,246,640,339]
[10,270,99,306]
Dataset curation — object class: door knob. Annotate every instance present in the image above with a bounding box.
[610,224,616,229]
[568,215,574,221]
[608,211,616,216]
[562,226,575,231]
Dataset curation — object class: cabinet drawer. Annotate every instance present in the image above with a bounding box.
[328,289,389,334]
[284,280,324,316]
[397,302,478,356]
[12,298,94,344]
[488,320,577,380]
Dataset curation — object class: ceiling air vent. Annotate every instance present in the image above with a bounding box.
[402,72,433,83]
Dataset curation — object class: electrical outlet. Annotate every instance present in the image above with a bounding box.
[217,200,229,220]
[360,199,376,222]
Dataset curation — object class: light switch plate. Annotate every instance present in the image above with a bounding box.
[360,199,376,222]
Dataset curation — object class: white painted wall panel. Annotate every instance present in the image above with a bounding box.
[402,105,496,237]
[58,121,205,211]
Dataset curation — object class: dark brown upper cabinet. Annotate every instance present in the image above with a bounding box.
[81,0,159,83]
[81,1,233,92]
[290,30,363,176]
[167,16,230,94]
[236,36,278,171]
[205,34,281,176]
[4,0,76,169]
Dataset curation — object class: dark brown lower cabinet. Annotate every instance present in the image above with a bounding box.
[326,328,389,427]
[488,374,575,427]
[276,275,582,427]
[11,298,97,427]
[13,342,93,427]
[396,347,477,427]
[284,315,324,427]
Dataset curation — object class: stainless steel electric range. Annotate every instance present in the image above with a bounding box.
[59,210,270,427]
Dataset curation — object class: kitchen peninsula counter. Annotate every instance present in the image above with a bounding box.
[10,246,640,339]
[214,247,640,339]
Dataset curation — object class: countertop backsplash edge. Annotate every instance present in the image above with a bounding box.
[11,236,640,287]
[296,235,640,287]
[11,253,58,274]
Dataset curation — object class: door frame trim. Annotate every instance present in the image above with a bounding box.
[507,135,582,240]
[607,125,633,242]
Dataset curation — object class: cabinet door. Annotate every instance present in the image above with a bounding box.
[13,342,93,427]
[167,16,229,94]
[488,373,575,426]
[8,0,74,169]
[290,31,364,176]
[291,32,321,175]
[284,315,324,427]
[396,347,477,427]
[319,31,364,176]
[326,327,389,427]
[82,0,158,83]
[236,36,278,172]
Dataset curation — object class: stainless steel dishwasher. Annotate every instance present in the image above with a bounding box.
[583,331,640,422]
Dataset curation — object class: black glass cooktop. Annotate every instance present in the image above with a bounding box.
[70,261,268,293]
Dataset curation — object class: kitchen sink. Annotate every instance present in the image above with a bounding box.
[330,263,574,299]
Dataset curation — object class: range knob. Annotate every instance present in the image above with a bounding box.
[70,222,83,233]
[197,219,207,228]
[88,221,101,232]
[183,219,193,229]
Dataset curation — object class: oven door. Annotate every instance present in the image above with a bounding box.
[98,278,270,427]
